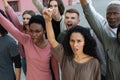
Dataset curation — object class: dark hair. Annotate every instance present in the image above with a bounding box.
[48,0,65,15]
[22,10,35,17]
[0,9,8,36]
[29,15,45,30]
[63,25,98,60]
[22,10,36,30]
[65,8,80,17]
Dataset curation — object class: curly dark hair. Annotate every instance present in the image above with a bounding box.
[48,0,65,15]
[63,25,98,60]
[0,9,8,36]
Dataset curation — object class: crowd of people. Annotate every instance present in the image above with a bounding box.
[0,0,120,80]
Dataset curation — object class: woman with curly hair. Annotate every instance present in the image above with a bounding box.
[43,8,101,80]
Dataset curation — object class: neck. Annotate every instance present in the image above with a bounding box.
[74,54,90,63]
[74,51,84,56]
[36,36,48,48]
[74,53,88,60]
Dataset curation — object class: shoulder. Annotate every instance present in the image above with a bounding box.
[2,34,16,42]
[51,44,63,52]
[5,35,18,47]
[90,57,100,67]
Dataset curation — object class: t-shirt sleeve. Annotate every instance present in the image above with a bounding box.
[8,40,20,57]
[51,44,64,63]
[94,59,101,80]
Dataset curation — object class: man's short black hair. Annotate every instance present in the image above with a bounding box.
[29,15,46,30]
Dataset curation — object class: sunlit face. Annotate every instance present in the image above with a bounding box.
[106,4,120,28]
[49,0,59,17]
[70,32,85,55]
[64,12,80,30]
[29,23,45,45]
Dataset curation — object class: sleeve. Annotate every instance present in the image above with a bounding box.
[11,54,21,68]
[51,54,60,80]
[8,39,21,68]
[8,39,19,57]
[94,59,101,80]
[81,2,112,47]
[0,13,27,44]
[5,5,22,30]
[51,44,64,63]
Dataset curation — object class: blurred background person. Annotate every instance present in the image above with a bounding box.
[0,9,21,80]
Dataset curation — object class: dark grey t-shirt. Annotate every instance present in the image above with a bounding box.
[0,34,19,80]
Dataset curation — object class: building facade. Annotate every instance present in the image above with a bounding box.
[0,0,40,14]
[0,0,74,15]
[0,0,112,27]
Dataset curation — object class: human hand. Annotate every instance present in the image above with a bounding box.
[42,8,53,21]
[80,0,92,5]
[2,0,9,7]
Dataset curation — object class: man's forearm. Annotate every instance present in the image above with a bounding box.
[15,68,21,80]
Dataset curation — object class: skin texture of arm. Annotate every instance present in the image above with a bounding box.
[2,0,22,30]
[32,0,44,14]
[43,8,59,48]
[15,68,21,80]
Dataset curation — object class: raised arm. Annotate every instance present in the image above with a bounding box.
[0,13,27,44]
[43,8,59,48]
[43,9,65,63]
[79,0,112,46]
[32,0,44,14]
[2,0,22,30]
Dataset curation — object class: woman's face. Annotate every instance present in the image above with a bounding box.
[70,32,85,55]
[29,23,45,45]
[49,0,59,17]
[22,14,32,30]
